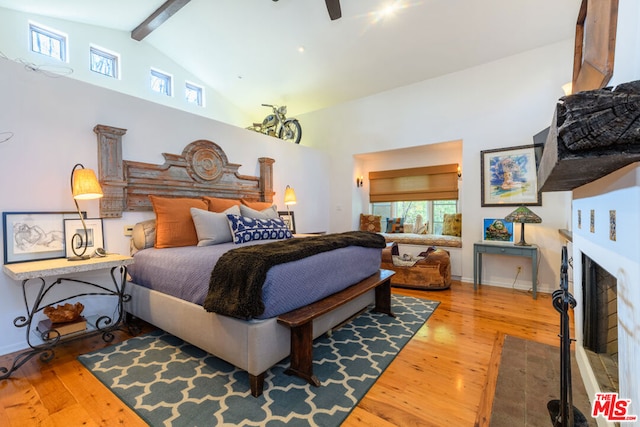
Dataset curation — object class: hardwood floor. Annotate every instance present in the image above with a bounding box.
[0,281,562,426]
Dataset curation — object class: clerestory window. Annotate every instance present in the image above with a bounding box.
[90,46,119,78]
[29,23,67,62]
[150,68,172,96]
[185,82,204,106]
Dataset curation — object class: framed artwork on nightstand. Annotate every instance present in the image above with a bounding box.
[2,211,85,264]
[64,218,104,257]
[278,211,296,234]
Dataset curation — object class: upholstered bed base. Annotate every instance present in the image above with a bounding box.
[124,281,375,395]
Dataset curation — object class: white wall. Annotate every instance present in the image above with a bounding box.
[0,58,330,355]
[298,41,574,291]
[0,7,250,128]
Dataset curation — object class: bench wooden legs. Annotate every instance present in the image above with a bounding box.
[283,275,394,388]
[284,322,321,387]
[373,278,395,318]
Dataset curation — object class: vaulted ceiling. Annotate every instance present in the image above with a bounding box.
[0,0,581,116]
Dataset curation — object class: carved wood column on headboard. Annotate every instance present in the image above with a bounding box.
[93,124,128,218]
[259,157,275,203]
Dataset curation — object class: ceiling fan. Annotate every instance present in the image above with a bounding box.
[272,0,341,20]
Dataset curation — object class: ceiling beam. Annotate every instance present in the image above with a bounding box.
[131,0,191,41]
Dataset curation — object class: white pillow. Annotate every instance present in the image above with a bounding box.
[239,204,279,219]
[191,205,240,246]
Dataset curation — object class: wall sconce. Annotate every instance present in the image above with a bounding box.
[356,176,364,188]
[69,163,103,261]
[457,165,462,178]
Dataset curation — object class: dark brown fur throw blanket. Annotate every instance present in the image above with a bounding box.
[203,231,386,319]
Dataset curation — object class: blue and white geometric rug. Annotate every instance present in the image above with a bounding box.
[78,295,438,427]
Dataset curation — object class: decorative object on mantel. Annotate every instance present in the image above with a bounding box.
[43,302,84,323]
[538,80,640,192]
[504,205,542,246]
[68,164,103,261]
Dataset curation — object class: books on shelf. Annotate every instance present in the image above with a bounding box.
[37,316,87,339]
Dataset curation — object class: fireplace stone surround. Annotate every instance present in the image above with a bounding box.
[571,163,640,426]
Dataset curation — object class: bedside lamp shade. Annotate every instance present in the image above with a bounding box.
[284,185,297,219]
[69,164,103,261]
[72,168,103,200]
[504,205,542,246]
[284,185,297,206]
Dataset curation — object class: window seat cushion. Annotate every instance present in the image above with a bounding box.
[379,232,462,248]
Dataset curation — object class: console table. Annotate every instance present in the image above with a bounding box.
[473,242,539,299]
[1,254,134,379]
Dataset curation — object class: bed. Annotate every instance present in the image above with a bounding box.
[93,125,391,396]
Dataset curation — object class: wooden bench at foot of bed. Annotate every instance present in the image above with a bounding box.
[276,269,395,391]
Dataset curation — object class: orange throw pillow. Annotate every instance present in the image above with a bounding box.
[203,196,241,213]
[149,196,207,248]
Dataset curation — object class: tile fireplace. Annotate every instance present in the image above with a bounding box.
[571,163,640,426]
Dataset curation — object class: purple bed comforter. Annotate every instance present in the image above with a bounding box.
[127,240,382,319]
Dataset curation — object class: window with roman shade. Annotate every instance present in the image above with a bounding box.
[368,164,459,203]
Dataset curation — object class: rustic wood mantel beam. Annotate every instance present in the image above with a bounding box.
[131,0,191,41]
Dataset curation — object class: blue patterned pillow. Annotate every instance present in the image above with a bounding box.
[227,214,293,244]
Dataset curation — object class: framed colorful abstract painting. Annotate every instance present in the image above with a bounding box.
[480,144,543,207]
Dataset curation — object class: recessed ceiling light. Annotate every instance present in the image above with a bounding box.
[298,46,305,53]
[374,1,403,20]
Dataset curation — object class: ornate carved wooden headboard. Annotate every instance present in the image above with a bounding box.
[93,125,275,218]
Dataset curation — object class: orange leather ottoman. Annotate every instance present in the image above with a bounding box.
[380,242,451,290]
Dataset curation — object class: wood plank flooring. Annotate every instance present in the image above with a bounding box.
[0,281,563,426]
